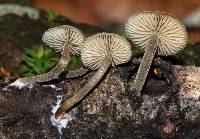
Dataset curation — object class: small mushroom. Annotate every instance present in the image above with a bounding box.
[11,25,85,88]
[125,11,188,94]
[55,32,132,118]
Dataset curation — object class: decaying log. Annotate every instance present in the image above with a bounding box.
[0,59,200,138]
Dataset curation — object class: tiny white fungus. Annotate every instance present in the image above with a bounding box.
[9,80,27,89]
[50,95,72,135]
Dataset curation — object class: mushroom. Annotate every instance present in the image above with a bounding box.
[125,11,188,94]
[55,32,132,118]
[11,25,86,88]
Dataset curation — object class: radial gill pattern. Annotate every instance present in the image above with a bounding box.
[81,33,132,70]
[42,25,84,54]
[125,11,188,56]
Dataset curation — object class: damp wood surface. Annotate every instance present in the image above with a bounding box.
[1,59,200,138]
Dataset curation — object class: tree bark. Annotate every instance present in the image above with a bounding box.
[1,60,200,138]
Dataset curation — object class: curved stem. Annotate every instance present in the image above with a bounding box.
[18,45,71,84]
[55,54,112,118]
[133,35,158,94]
[65,67,89,78]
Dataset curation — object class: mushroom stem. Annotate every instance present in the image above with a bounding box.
[55,54,112,118]
[65,67,89,78]
[133,35,158,94]
[18,45,71,84]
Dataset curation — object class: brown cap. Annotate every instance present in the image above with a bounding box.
[125,11,188,56]
[42,25,84,54]
[81,33,132,70]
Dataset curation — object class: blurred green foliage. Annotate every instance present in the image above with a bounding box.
[10,0,31,5]
[45,10,59,23]
[173,46,199,66]
[19,46,58,77]
[171,38,199,66]
[120,32,144,57]
[45,9,65,26]
[187,37,195,46]
[120,32,128,40]
[70,55,79,65]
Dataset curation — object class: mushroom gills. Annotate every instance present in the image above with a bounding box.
[125,12,188,95]
[133,35,158,94]
[55,32,132,118]
[16,44,71,85]
[55,53,112,118]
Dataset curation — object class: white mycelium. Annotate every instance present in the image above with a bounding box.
[10,80,29,89]
[50,95,73,135]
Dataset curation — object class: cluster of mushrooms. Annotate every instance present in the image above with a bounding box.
[12,11,188,119]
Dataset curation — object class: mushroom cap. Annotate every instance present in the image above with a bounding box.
[42,25,84,54]
[125,11,188,56]
[81,33,132,70]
